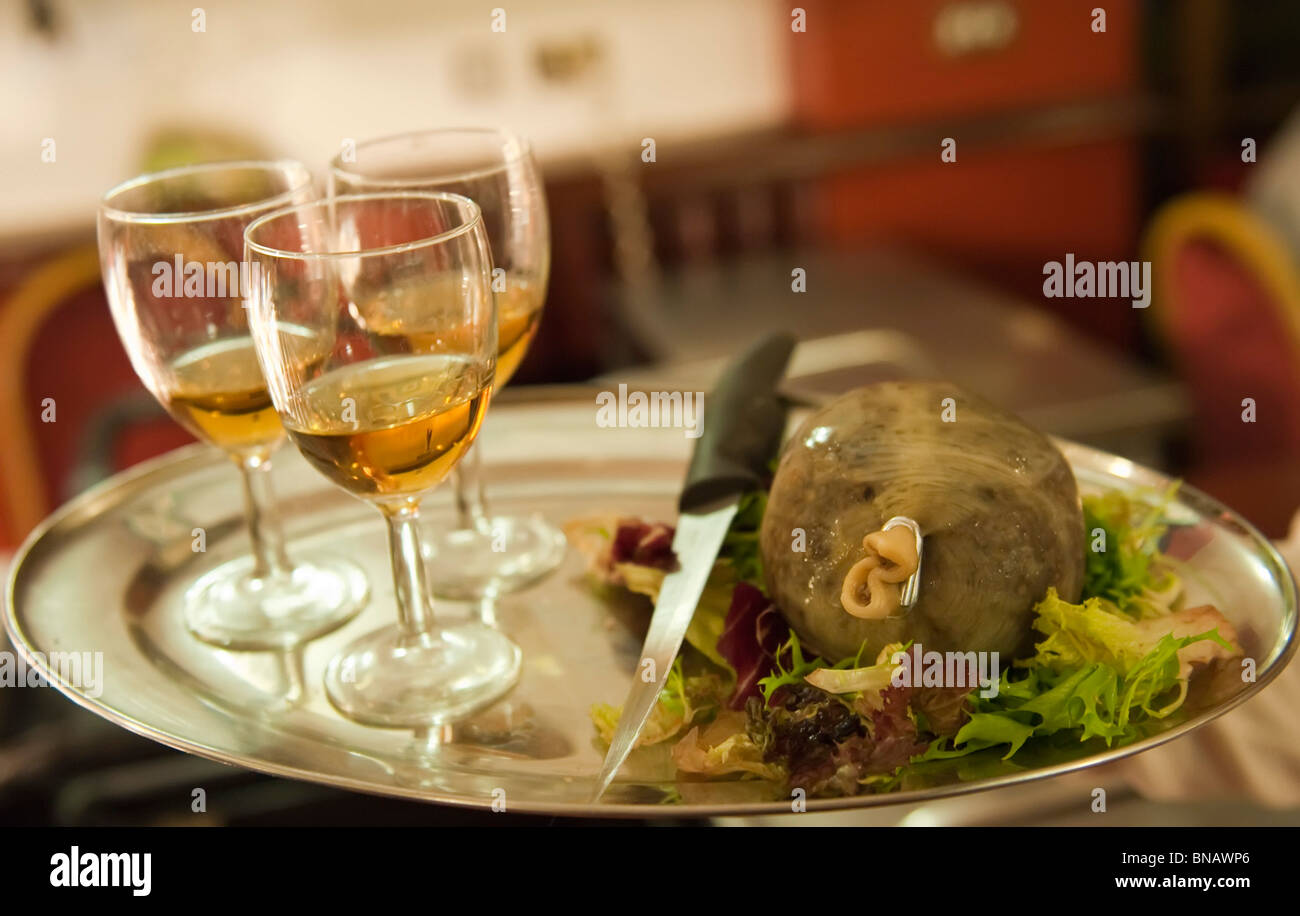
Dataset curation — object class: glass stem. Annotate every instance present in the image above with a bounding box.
[383,503,437,641]
[453,443,492,534]
[237,454,292,580]
[277,649,307,705]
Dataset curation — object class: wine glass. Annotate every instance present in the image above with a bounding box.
[330,129,565,600]
[98,161,369,651]
[244,191,521,726]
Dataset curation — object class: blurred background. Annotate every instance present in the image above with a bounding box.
[2,0,1300,825]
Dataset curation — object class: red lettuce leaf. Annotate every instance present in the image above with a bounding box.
[611,519,677,570]
[718,582,790,709]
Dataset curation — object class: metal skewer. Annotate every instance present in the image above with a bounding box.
[882,516,924,608]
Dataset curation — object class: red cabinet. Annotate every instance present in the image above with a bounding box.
[789,0,1143,347]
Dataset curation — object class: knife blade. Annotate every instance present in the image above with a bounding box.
[592,332,795,801]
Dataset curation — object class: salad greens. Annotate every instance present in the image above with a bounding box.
[1025,587,1207,675]
[580,483,1241,795]
[918,603,1231,761]
[756,630,886,703]
[590,657,728,748]
[602,490,768,675]
[614,562,737,673]
[720,490,768,588]
[1081,483,1182,618]
[756,630,844,704]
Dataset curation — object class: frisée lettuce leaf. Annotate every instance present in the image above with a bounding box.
[1082,485,1182,618]
[918,590,1234,761]
[590,657,728,748]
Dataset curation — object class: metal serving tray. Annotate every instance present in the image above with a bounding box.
[5,393,1296,818]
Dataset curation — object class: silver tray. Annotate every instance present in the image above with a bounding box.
[6,392,1297,818]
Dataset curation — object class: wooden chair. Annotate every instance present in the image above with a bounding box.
[1143,192,1300,469]
[0,244,189,546]
[0,245,103,542]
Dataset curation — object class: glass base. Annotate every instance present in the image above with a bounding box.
[424,514,566,600]
[324,623,522,728]
[184,552,369,652]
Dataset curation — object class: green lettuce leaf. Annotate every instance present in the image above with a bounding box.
[756,630,875,704]
[613,561,737,672]
[1024,588,1231,678]
[803,642,908,700]
[1082,485,1181,617]
[918,590,1232,762]
[720,490,768,588]
[1026,588,1159,674]
[590,657,728,748]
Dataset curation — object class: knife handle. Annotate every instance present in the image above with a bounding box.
[679,332,796,512]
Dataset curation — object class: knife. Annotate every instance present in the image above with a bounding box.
[591,332,796,801]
